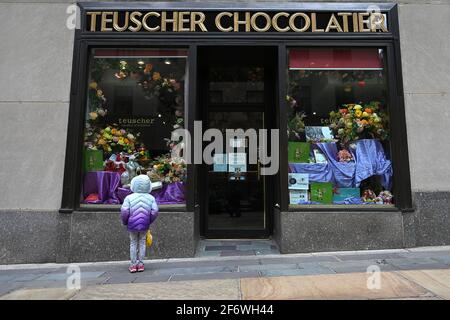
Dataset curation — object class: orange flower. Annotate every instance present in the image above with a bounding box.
[144,64,153,74]
[365,108,373,114]
[152,72,161,81]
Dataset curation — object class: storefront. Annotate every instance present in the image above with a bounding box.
[58,1,413,259]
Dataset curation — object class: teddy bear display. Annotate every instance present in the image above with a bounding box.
[120,153,143,188]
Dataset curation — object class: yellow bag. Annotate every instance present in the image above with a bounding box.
[146,230,153,247]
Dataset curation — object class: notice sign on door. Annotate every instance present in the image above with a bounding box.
[228,152,247,175]
[213,153,228,172]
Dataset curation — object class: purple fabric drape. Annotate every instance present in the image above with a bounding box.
[83,171,121,204]
[350,139,393,190]
[315,142,356,187]
[289,139,392,190]
[117,182,186,205]
[83,171,186,205]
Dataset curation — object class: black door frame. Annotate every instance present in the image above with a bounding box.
[61,3,412,219]
[197,46,277,238]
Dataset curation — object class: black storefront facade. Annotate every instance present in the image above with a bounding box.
[60,2,414,262]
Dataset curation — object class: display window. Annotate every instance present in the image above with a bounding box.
[287,47,394,206]
[81,48,188,206]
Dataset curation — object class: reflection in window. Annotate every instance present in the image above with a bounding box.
[208,66,264,104]
[82,49,187,206]
[287,48,393,206]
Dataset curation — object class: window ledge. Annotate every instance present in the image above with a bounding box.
[287,204,399,212]
[78,203,187,212]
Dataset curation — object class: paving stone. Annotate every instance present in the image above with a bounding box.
[241,272,428,300]
[102,274,138,284]
[259,255,338,265]
[170,271,260,282]
[399,251,450,259]
[35,271,106,281]
[205,245,236,251]
[255,250,282,256]
[320,261,395,274]
[0,283,21,297]
[0,288,79,300]
[238,263,299,272]
[154,265,237,275]
[398,269,450,299]
[221,241,252,246]
[15,280,69,289]
[236,245,272,251]
[319,260,392,273]
[131,274,171,283]
[386,258,450,270]
[429,257,450,266]
[337,253,404,261]
[72,279,240,300]
[195,251,221,257]
[260,267,334,277]
[0,273,45,283]
[220,250,256,257]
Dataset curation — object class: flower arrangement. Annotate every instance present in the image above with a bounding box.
[85,123,143,155]
[147,154,186,184]
[362,189,394,204]
[328,101,389,145]
[286,95,306,141]
[337,149,354,162]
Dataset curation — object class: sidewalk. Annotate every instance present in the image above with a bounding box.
[1,245,450,300]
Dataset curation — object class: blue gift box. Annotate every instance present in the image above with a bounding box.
[332,187,360,202]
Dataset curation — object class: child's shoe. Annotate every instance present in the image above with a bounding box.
[129,265,137,273]
[137,263,145,272]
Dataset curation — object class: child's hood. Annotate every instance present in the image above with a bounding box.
[130,174,152,194]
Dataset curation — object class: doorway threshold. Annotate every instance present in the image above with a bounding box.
[195,239,280,257]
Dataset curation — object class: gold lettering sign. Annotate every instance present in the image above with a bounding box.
[86,11,389,33]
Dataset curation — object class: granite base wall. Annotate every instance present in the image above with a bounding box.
[0,210,197,264]
[1,192,450,264]
[275,210,405,254]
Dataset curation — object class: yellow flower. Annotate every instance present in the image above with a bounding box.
[354,104,362,110]
[96,90,103,97]
[355,110,362,118]
[152,72,161,81]
[89,112,98,120]
[98,139,106,145]
[362,112,369,118]
[89,82,98,90]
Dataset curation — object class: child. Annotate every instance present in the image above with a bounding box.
[121,174,159,273]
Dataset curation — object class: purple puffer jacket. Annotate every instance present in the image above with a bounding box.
[120,175,159,232]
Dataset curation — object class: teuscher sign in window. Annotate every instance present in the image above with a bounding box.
[86,11,388,33]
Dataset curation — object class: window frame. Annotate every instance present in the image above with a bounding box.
[279,42,412,212]
[60,40,195,213]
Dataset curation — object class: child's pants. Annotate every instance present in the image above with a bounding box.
[129,231,146,266]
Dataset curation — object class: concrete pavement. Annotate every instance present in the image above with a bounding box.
[2,245,450,300]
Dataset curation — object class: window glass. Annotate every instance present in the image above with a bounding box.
[82,49,187,206]
[287,48,393,206]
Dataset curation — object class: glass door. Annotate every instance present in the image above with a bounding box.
[206,111,266,235]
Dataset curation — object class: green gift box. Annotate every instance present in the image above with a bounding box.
[310,182,333,204]
[288,142,310,163]
[83,149,104,172]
